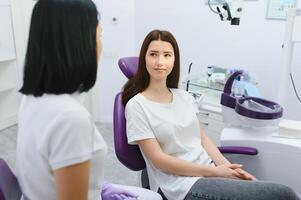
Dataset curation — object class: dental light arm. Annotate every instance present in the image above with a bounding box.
[208,0,243,25]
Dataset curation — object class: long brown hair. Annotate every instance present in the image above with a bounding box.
[122,30,180,106]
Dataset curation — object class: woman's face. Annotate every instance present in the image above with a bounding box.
[145,40,175,82]
[96,24,102,62]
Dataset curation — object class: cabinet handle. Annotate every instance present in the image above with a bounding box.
[202,122,209,126]
[197,112,210,117]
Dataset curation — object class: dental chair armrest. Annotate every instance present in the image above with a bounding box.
[218,146,258,155]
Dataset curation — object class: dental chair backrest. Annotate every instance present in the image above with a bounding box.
[113,57,146,171]
[118,57,139,79]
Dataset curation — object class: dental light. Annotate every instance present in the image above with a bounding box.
[207,0,243,25]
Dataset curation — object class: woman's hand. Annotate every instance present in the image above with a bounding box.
[214,163,257,181]
[234,168,257,181]
[214,163,245,179]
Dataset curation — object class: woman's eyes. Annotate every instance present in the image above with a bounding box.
[149,53,172,57]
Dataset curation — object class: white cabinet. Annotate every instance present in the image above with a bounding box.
[0,60,19,131]
[197,104,223,145]
[183,74,225,145]
[195,87,224,145]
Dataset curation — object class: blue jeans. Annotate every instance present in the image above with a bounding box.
[184,178,300,200]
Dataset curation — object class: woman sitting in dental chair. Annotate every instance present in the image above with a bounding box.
[122,29,300,200]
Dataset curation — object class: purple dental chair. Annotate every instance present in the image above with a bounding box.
[0,158,22,200]
[113,57,258,199]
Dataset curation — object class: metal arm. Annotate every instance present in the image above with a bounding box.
[278,8,301,107]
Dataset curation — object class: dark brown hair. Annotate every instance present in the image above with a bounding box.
[122,29,180,105]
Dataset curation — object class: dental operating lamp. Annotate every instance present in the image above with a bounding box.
[207,0,243,25]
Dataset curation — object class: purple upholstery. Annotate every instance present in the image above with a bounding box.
[0,158,22,200]
[114,57,146,171]
[113,92,146,171]
[118,57,139,79]
[218,146,258,155]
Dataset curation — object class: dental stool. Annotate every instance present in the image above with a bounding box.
[0,158,22,200]
[113,57,258,200]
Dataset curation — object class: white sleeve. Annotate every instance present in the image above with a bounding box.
[125,100,155,145]
[43,110,94,170]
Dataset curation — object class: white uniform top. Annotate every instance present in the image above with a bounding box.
[16,93,107,200]
[125,88,212,200]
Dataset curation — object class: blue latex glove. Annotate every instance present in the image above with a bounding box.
[101,181,139,200]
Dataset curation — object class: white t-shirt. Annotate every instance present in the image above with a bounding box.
[125,88,212,200]
[16,93,107,200]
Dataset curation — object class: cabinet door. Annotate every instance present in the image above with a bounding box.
[0,90,19,130]
[0,62,17,92]
[197,113,223,145]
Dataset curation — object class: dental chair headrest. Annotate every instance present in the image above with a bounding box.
[118,57,139,79]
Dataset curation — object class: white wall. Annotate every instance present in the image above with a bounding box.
[134,0,301,120]
[95,0,135,122]
[10,0,35,87]
[9,0,300,121]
